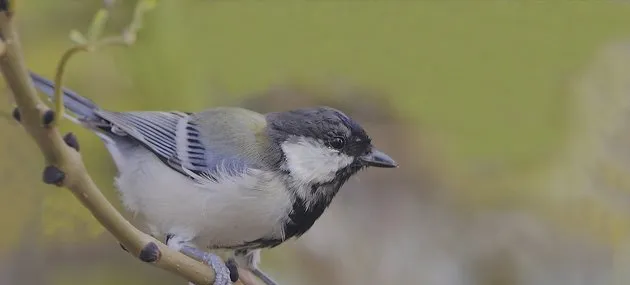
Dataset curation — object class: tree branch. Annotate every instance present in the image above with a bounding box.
[0,2,241,284]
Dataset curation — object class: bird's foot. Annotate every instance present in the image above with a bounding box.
[180,246,233,285]
[202,251,232,285]
[165,234,236,285]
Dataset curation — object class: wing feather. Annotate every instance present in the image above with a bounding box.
[94,108,268,184]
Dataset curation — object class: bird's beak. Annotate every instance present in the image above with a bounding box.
[360,148,398,168]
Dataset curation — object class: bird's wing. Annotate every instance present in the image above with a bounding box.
[94,107,269,184]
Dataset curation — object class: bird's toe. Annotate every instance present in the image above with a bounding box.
[204,253,232,285]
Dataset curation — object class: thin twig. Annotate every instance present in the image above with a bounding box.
[51,1,151,125]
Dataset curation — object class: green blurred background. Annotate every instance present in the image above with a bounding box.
[3,1,630,284]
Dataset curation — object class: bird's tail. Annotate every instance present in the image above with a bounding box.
[29,72,100,121]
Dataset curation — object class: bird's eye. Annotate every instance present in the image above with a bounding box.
[329,137,346,149]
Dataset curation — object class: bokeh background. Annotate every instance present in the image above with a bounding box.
[2,1,630,285]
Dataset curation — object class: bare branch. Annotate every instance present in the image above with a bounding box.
[0,1,243,284]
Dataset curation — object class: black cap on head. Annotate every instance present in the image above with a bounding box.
[265,106,372,157]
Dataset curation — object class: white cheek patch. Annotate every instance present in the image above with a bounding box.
[281,137,355,184]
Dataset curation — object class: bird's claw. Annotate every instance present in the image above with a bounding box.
[186,252,233,285]
[204,253,232,285]
[168,236,237,285]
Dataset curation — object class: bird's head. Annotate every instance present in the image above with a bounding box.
[265,106,397,187]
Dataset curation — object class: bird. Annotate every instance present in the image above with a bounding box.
[29,72,397,285]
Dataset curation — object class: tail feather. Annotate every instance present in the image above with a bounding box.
[29,72,99,120]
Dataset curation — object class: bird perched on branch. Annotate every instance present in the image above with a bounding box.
[30,72,397,285]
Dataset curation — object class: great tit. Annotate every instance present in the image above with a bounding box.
[29,72,397,285]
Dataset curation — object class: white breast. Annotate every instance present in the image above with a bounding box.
[113,146,293,248]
